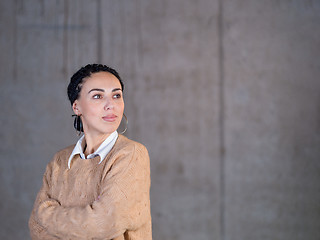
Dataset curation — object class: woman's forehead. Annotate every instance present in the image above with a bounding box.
[83,72,121,88]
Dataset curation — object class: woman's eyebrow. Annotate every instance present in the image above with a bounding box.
[112,88,122,92]
[88,88,105,93]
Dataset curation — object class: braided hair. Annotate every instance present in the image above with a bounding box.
[67,64,124,106]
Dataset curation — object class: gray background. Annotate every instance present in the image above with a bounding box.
[1,0,320,239]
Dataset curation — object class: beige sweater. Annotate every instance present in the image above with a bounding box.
[29,135,152,240]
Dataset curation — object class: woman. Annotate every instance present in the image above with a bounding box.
[29,64,152,240]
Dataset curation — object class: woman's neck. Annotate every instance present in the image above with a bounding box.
[83,132,111,157]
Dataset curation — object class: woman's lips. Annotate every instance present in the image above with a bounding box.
[102,114,117,122]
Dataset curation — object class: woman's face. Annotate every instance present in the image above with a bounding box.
[72,71,124,138]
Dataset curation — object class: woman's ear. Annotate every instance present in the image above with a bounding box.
[72,101,81,115]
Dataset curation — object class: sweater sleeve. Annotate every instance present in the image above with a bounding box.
[29,162,60,240]
[37,144,151,239]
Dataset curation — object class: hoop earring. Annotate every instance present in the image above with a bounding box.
[119,113,128,134]
[72,114,83,136]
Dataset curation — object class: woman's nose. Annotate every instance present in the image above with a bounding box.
[104,99,114,110]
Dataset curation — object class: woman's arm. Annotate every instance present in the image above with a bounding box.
[37,144,151,239]
[29,207,60,240]
[29,162,60,240]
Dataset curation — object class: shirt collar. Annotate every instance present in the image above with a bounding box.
[67,131,118,169]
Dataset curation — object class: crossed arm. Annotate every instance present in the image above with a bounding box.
[29,145,151,240]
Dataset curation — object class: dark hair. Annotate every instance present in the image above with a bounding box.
[67,64,124,106]
[67,64,124,132]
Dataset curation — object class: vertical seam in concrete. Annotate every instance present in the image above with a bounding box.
[96,0,102,63]
[120,1,125,66]
[218,0,225,239]
[62,1,69,75]
[13,0,18,81]
[136,0,143,65]
[133,0,142,135]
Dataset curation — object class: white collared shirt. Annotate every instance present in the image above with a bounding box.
[67,131,118,169]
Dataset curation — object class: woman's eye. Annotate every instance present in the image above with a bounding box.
[93,94,102,99]
[113,93,122,99]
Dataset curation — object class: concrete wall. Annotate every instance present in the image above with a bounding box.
[0,0,319,239]
[223,1,320,239]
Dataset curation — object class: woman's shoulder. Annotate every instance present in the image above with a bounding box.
[109,135,149,164]
[48,144,75,167]
[106,135,150,173]
[55,144,75,159]
[116,134,148,153]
